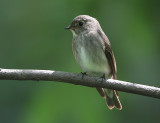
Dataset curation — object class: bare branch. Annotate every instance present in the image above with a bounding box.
[0,68,160,99]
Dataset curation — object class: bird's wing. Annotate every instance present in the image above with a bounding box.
[97,30,119,99]
[97,29,117,79]
[88,30,117,98]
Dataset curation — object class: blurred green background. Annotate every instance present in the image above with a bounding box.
[0,0,160,123]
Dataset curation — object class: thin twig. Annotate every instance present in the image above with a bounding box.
[0,68,160,99]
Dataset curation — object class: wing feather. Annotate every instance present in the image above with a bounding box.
[97,29,117,79]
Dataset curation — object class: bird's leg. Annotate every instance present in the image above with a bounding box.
[81,72,87,79]
[100,74,106,82]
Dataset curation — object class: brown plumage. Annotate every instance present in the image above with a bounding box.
[97,28,122,110]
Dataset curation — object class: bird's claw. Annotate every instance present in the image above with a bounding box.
[81,72,87,79]
[100,74,106,82]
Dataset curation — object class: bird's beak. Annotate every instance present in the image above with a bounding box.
[65,25,71,30]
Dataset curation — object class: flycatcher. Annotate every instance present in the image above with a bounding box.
[65,15,122,110]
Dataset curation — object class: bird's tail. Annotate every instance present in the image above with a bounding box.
[104,89,122,110]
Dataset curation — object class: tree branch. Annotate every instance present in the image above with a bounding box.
[0,68,160,99]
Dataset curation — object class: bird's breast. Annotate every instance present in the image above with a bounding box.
[72,34,111,75]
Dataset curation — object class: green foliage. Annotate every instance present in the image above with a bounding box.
[0,0,160,123]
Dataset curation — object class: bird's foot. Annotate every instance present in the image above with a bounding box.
[100,74,106,82]
[81,72,87,79]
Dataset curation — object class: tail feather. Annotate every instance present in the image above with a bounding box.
[104,89,122,110]
[96,87,105,98]
[106,95,115,109]
[113,90,122,109]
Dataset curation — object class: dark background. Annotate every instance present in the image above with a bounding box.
[0,0,160,123]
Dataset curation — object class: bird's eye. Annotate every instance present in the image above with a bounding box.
[79,22,83,26]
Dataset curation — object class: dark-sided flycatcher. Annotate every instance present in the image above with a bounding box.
[65,15,122,110]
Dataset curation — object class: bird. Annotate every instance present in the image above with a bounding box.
[65,15,122,110]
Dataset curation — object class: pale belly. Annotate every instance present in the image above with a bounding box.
[77,46,111,75]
